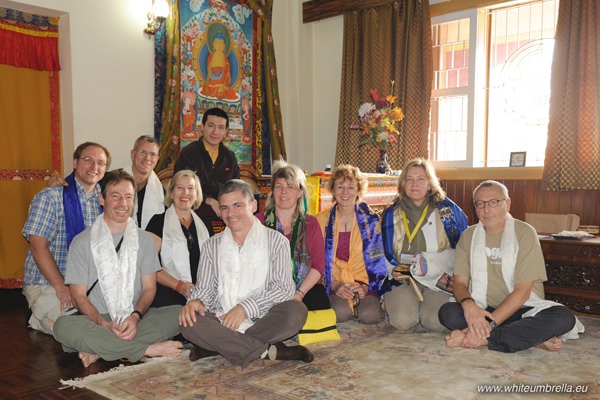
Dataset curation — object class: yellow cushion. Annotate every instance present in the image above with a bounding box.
[298,308,341,346]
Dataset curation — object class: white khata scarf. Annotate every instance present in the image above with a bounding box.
[90,215,139,324]
[218,217,269,333]
[161,205,209,282]
[125,166,164,229]
[470,213,584,339]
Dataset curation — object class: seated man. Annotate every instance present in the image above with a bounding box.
[438,180,582,353]
[124,135,165,229]
[22,142,109,334]
[174,107,240,221]
[179,179,313,367]
[53,170,182,367]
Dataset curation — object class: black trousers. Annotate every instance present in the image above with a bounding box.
[302,284,331,311]
[438,302,576,352]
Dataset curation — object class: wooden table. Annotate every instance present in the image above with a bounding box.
[540,237,600,316]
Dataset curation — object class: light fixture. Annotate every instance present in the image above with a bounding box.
[144,0,170,36]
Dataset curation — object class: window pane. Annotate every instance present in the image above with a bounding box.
[432,18,470,90]
[430,95,468,161]
[487,0,558,167]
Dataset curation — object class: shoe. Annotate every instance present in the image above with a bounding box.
[189,345,219,362]
[268,342,314,363]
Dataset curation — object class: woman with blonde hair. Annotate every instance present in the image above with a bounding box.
[381,158,468,332]
[256,161,330,310]
[146,170,212,307]
[316,165,387,324]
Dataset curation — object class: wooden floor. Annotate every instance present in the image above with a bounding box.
[0,289,128,399]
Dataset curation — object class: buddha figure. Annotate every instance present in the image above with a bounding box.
[202,32,237,100]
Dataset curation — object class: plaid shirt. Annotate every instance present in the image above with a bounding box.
[22,180,102,286]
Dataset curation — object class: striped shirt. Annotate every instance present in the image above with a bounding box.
[189,226,295,320]
[22,181,102,286]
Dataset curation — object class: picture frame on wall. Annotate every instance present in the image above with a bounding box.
[509,151,527,167]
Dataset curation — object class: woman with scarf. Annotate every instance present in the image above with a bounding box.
[146,170,212,307]
[381,158,468,332]
[256,161,330,310]
[316,165,387,325]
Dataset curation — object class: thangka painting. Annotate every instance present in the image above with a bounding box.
[180,0,256,168]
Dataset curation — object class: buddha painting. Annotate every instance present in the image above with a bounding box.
[201,30,238,101]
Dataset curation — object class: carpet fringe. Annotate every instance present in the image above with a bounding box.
[59,351,190,390]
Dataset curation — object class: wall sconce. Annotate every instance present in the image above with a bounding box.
[144,0,170,36]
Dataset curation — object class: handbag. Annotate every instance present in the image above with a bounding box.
[297,308,341,346]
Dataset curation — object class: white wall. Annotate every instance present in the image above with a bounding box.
[272,0,342,172]
[0,0,155,172]
[0,0,343,174]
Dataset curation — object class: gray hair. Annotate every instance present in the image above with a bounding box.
[133,135,159,150]
[473,180,510,200]
[219,179,254,203]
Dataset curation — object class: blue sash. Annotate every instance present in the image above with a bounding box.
[324,202,387,296]
[381,197,468,266]
[62,172,85,248]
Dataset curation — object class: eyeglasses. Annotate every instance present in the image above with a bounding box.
[474,199,506,209]
[79,157,107,167]
[136,149,159,159]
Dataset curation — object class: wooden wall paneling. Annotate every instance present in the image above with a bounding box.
[438,178,600,227]
[464,179,477,224]
[570,190,585,223]
[510,179,526,221]
[523,179,538,216]
[539,188,559,214]
[582,189,598,225]
[558,190,573,215]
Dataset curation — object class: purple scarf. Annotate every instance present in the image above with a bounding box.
[324,202,387,295]
[62,172,85,248]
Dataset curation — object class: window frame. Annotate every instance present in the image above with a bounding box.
[430,1,556,169]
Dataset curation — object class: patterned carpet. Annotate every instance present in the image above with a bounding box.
[61,316,600,400]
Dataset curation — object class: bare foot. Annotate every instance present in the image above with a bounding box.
[78,352,100,368]
[445,330,465,348]
[536,337,563,352]
[145,341,183,358]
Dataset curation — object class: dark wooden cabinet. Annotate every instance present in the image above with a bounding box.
[540,237,600,316]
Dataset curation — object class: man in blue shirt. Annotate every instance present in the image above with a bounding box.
[22,142,110,334]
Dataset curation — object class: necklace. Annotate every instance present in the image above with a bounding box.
[179,214,191,224]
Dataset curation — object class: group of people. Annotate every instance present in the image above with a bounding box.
[22,107,582,370]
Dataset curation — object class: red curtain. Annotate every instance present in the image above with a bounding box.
[0,7,60,71]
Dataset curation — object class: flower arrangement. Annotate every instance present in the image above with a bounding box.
[351,82,405,151]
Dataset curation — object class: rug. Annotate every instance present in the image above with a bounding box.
[61,316,600,400]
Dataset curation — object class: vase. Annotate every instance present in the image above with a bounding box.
[376,149,392,174]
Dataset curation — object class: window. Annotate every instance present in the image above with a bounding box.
[430,0,559,168]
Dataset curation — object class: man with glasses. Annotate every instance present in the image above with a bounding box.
[438,180,581,353]
[124,135,164,229]
[50,136,164,229]
[174,107,240,222]
[23,142,110,334]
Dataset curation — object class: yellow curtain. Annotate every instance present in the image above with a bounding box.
[335,1,432,172]
[0,65,56,288]
[542,0,600,190]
